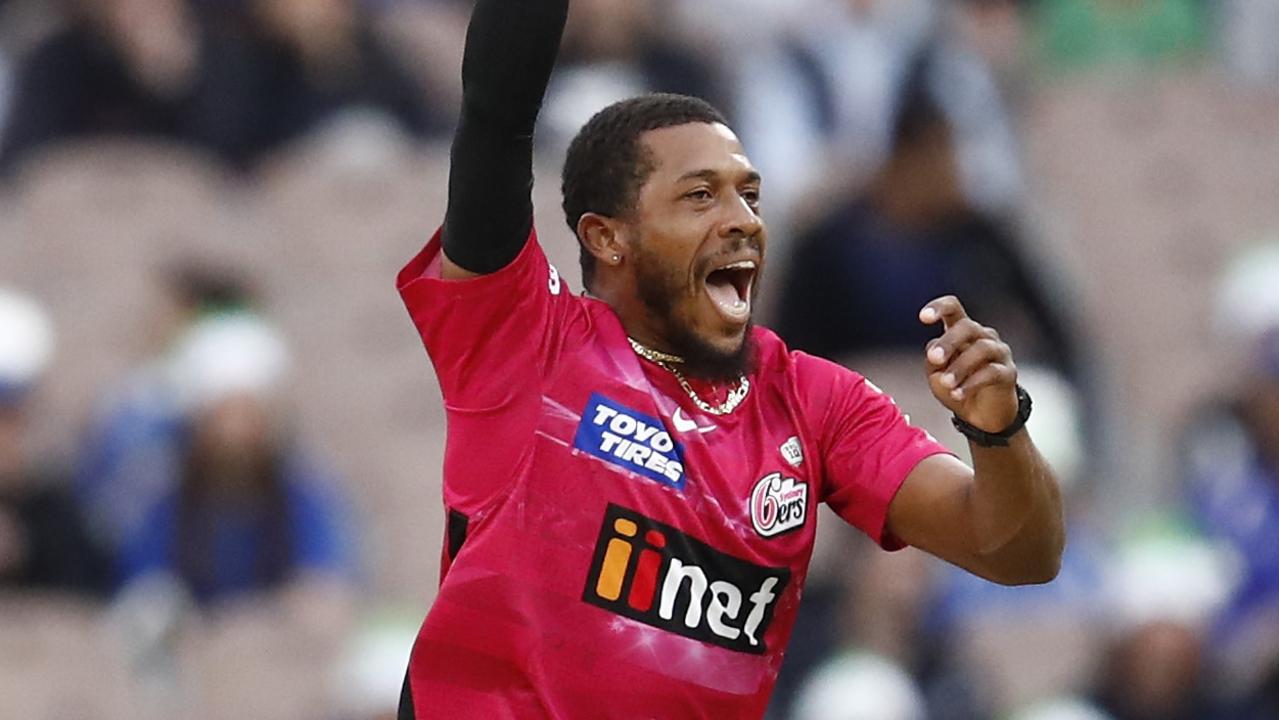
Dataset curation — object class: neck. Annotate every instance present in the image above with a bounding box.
[587,279,671,353]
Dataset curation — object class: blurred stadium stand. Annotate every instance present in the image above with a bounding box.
[3,1,1279,718]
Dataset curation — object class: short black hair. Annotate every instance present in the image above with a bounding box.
[561,93,728,291]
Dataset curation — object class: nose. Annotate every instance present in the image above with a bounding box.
[720,193,763,241]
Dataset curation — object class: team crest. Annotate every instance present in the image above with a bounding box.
[750,472,808,538]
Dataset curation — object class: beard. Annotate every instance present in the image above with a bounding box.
[632,242,758,383]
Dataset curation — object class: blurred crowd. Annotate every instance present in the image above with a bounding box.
[2,0,1279,719]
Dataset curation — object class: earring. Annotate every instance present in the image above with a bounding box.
[612,254,621,263]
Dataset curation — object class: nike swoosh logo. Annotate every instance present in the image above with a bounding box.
[672,408,716,434]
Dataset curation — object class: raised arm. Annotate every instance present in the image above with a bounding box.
[441,0,570,280]
[887,296,1065,585]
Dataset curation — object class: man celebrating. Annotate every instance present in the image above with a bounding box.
[395,0,1064,717]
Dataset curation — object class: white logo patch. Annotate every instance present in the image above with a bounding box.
[750,472,808,538]
[780,437,803,467]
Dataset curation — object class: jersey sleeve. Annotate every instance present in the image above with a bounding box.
[797,353,951,549]
[396,225,579,512]
[396,224,575,411]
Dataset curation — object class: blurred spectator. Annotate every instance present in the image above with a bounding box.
[204,0,447,165]
[791,650,927,720]
[362,0,468,120]
[1010,697,1114,720]
[771,541,939,719]
[1092,522,1238,720]
[0,288,108,594]
[1182,333,1279,643]
[1171,239,1279,711]
[1177,238,1279,716]
[1031,0,1205,71]
[776,48,1079,381]
[538,0,721,153]
[730,0,933,218]
[0,0,444,175]
[0,0,220,175]
[713,0,1023,238]
[76,260,255,576]
[117,312,355,606]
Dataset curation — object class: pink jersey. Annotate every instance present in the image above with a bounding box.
[396,227,948,718]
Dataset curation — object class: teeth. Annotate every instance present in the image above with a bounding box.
[718,260,757,271]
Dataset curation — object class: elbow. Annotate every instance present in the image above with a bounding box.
[988,556,1060,587]
[999,482,1067,586]
[1002,529,1064,585]
[1016,550,1063,586]
[986,523,1066,587]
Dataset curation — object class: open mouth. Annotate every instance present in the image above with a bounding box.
[703,259,757,325]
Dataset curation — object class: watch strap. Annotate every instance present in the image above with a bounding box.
[951,385,1032,448]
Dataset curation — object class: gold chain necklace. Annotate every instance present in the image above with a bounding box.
[627,337,750,416]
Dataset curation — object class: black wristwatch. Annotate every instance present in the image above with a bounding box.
[951,385,1032,447]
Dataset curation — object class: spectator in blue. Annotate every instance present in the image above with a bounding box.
[76,260,255,580]
[118,312,354,606]
[1179,327,1279,718]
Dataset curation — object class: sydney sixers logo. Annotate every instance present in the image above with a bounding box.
[750,473,808,538]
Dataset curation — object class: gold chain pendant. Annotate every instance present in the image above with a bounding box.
[627,337,750,416]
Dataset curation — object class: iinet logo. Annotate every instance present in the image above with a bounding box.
[583,504,790,655]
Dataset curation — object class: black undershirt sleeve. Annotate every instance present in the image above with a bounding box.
[441,0,569,274]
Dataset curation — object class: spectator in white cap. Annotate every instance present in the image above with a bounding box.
[0,288,109,594]
[74,260,256,577]
[116,311,355,609]
[792,650,926,720]
[1092,523,1239,720]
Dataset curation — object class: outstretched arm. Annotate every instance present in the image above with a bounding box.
[441,0,570,280]
[887,296,1065,585]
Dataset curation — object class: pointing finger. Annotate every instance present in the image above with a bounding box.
[919,295,968,329]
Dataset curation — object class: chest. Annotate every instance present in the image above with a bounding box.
[532,346,820,570]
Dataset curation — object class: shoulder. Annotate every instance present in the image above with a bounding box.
[752,326,866,392]
[750,327,879,437]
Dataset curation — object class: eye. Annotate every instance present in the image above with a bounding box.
[684,188,714,202]
[741,188,761,207]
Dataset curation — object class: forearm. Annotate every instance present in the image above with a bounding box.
[443,0,570,274]
[965,433,1065,584]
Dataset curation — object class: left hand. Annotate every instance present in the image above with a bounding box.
[919,295,1018,433]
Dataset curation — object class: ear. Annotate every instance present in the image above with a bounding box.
[577,212,629,268]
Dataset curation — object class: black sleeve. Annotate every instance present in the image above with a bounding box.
[441,0,569,274]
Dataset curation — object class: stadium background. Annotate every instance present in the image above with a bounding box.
[1,0,1278,718]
